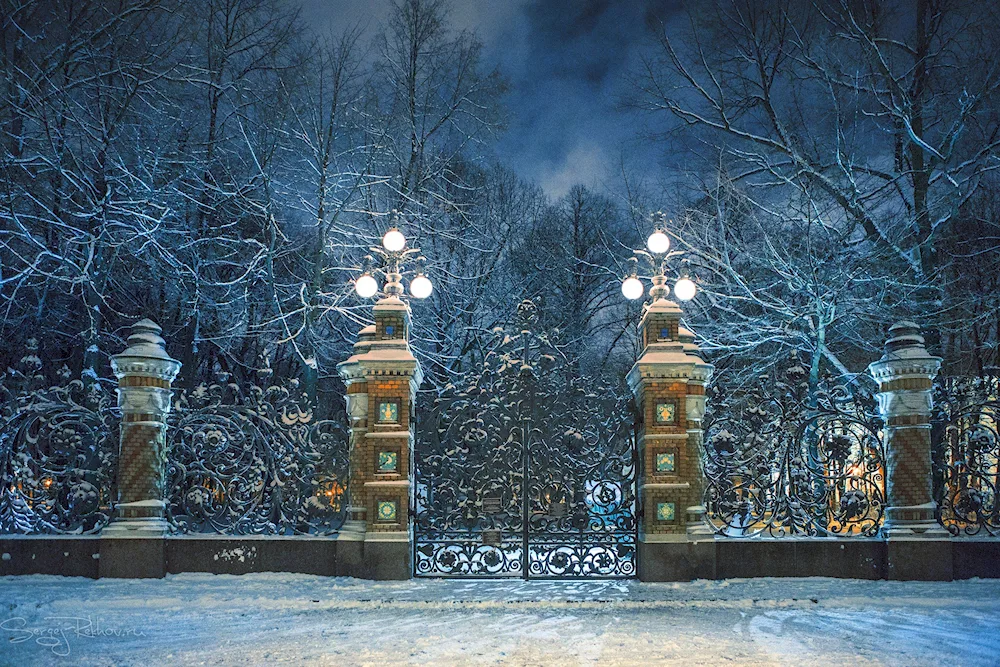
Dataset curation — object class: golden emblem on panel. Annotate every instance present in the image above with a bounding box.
[378,401,399,422]
[655,402,676,424]
[377,500,397,522]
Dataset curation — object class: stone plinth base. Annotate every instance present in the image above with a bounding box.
[883,503,949,538]
[2,536,998,581]
[639,538,886,581]
[166,536,339,576]
[886,538,954,581]
[363,533,411,580]
[639,538,716,581]
[0,535,409,579]
[102,515,170,537]
[0,536,101,578]
[637,538,1000,582]
[100,537,166,578]
[335,531,411,580]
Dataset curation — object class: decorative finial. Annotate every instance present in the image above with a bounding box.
[884,321,925,354]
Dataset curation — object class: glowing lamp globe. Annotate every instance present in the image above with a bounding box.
[646,230,670,255]
[355,273,378,298]
[621,276,644,300]
[674,277,697,301]
[410,273,433,299]
[382,228,406,252]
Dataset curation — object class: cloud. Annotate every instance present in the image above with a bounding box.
[538,141,609,199]
[298,0,684,197]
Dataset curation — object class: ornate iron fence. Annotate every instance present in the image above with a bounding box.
[703,355,886,537]
[0,341,118,534]
[0,338,353,537]
[165,377,350,535]
[932,375,1000,536]
[414,301,637,578]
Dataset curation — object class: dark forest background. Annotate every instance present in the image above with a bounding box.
[2,0,998,406]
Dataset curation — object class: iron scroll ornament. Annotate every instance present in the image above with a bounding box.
[702,356,886,538]
[165,378,349,535]
[0,354,118,535]
[932,375,999,537]
[413,301,638,578]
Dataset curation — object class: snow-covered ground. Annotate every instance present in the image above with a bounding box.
[1,574,998,666]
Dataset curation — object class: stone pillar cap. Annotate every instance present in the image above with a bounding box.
[875,320,940,362]
[114,319,179,364]
[869,320,941,382]
[885,321,926,353]
[111,318,181,384]
[644,298,683,315]
[374,295,409,313]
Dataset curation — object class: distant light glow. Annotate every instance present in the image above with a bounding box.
[382,228,406,252]
[355,273,378,298]
[647,230,670,255]
[674,277,696,301]
[410,273,433,299]
[621,276,644,300]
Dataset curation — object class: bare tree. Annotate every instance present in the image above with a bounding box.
[0,0,182,382]
[634,0,1000,358]
[675,167,897,389]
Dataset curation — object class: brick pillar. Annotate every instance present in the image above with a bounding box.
[338,325,375,540]
[627,296,713,549]
[337,293,421,579]
[868,321,944,537]
[105,319,180,536]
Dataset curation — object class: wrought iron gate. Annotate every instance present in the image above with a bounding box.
[413,303,637,578]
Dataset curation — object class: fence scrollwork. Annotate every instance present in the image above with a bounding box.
[932,375,999,537]
[0,341,118,535]
[165,377,350,535]
[703,354,886,538]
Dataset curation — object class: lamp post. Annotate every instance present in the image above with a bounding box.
[621,212,697,304]
[337,211,428,578]
[622,211,714,563]
[354,215,433,301]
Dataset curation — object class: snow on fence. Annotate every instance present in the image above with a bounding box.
[413,318,637,577]
[932,374,1000,536]
[0,340,350,536]
[0,340,118,534]
[702,354,887,538]
[164,377,350,535]
[2,338,998,540]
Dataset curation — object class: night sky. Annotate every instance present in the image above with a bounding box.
[300,0,682,198]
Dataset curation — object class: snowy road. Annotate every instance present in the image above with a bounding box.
[0,574,998,666]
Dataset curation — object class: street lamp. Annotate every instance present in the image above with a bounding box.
[621,211,697,302]
[354,273,379,298]
[646,228,670,255]
[353,212,433,300]
[674,276,696,302]
[621,275,644,301]
[409,273,433,299]
[382,228,406,253]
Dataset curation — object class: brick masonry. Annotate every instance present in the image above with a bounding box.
[642,313,680,349]
[338,296,421,537]
[116,422,167,517]
[376,314,407,341]
[885,424,934,515]
[628,298,712,538]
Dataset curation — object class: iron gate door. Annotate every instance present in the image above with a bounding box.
[413,307,637,578]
